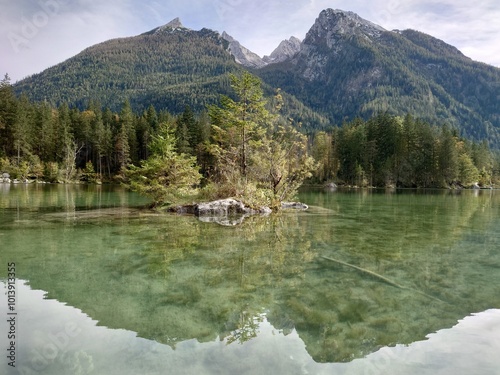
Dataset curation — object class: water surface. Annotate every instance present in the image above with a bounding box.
[0,184,499,374]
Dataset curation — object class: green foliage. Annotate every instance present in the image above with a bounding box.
[80,161,99,183]
[43,162,60,183]
[312,113,496,188]
[124,122,201,206]
[14,29,242,115]
[251,121,318,207]
[207,72,317,208]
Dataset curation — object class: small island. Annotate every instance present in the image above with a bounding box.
[122,72,317,216]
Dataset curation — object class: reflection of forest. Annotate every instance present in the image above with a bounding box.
[1,187,499,362]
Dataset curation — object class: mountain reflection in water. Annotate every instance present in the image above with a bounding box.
[0,281,499,375]
[0,185,499,374]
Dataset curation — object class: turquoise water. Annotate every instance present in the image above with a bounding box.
[0,184,499,374]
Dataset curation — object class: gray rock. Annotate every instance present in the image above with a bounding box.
[169,199,276,225]
[259,206,273,215]
[195,198,248,216]
[186,199,271,225]
[263,36,301,64]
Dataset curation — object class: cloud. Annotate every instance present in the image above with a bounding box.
[0,0,499,83]
[0,0,145,81]
[351,0,500,66]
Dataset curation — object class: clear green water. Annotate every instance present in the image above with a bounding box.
[0,184,499,374]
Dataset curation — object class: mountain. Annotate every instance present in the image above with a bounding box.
[222,31,266,68]
[13,19,327,129]
[221,33,301,67]
[12,10,500,145]
[263,36,301,64]
[257,9,500,145]
[13,19,242,114]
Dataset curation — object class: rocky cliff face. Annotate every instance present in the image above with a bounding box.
[304,9,385,45]
[263,36,301,64]
[222,33,301,68]
[295,9,386,81]
[222,32,266,68]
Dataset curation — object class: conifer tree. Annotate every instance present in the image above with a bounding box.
[0,74,18,156]
[207,72,317,208]
[124,122,201,206]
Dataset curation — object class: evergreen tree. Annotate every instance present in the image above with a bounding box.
[437,126,459,186]
[209,72,269,181]
[115,100,134,170]
[175,105,197,155]
[207,73,317,208]
[0,74,18,156]
[124,122,201,206]
[12,94,33,165]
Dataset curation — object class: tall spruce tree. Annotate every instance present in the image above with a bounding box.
[207,72,317,208]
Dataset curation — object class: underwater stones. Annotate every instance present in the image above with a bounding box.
[195,199,273,217]
[281,201,309,210]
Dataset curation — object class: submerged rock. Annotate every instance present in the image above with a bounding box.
[281,202,309,210]
[198,215,248,226]
[195,199,272,216]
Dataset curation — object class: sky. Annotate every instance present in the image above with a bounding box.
[1,0,500,83]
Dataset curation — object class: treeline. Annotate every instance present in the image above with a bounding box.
[1,73,498,189]
[0,74,211,182]
[311,113,499,188]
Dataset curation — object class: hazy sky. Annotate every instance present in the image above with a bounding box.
[1,0,499,82]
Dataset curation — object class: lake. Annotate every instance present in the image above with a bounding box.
[1,184,499,374]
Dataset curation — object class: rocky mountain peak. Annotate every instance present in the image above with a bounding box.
[263,36,302,64]
[305,9,385,47]
[151,17,188,34]
[164,17,185,29]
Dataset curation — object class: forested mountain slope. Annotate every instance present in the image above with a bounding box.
[14,23,238,114]
[256,9,500,146]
